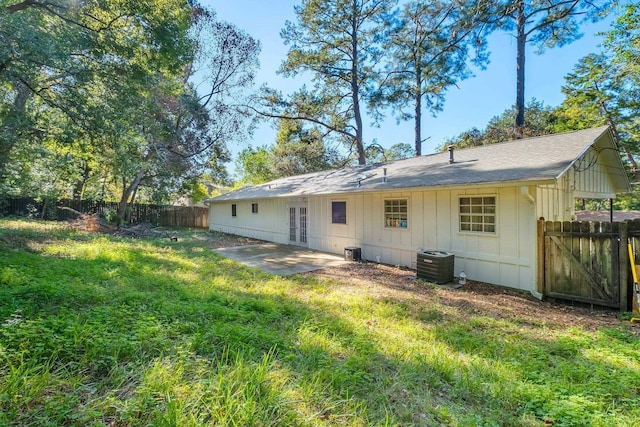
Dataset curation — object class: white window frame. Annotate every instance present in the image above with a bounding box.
[459,195,497,234]
[251,203,259,214]
[384,198,409,229]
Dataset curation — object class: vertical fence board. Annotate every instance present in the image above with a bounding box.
[619,221,629,311]
[559,222,573,295]
[610,222,620,303]
[569,221,581,298]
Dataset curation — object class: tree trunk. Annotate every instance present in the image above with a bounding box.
[130,186,138,205]
[117,169,145,220]
[41,198,48,220]
[72,163,91,201]
[0,80,30,183]
[619,144,640,182]
[7,1,39,13]
[414,64,422,157]
[350,12,366,165]
[100,173,107,200]
[128,185,139,223]
[515,0,526,138]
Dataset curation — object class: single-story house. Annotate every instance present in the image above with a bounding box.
[205,126,630,297]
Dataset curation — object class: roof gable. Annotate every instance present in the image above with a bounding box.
[210,126,630,202]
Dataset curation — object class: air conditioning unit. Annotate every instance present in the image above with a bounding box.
[416,250,454,284]
[344,246,362,261]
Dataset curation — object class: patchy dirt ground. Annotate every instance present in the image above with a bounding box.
[65,216,266,247]
[199,232,636,333]
[200,230,265,248]
[305,262,637,333]
[63,222,638,333]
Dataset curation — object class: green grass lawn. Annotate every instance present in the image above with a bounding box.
[0,218,638,426]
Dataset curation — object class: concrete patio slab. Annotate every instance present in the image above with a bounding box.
[214,243,349,275]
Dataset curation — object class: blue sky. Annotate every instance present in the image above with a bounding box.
[206,0,611,158]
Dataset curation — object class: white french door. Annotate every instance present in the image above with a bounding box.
[288,205,308,246]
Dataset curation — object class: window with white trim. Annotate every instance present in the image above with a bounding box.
[251,203,258,214]
[231,204,237,217]
[459,196,496,233]
[384,199,408,229]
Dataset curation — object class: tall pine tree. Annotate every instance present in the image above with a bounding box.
[497,0,610,137]
[256,0,397,165]
[376,0,492,156]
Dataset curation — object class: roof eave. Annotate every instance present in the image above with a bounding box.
[205,178,559,202]
[555,126,609,180]
[557,127,631,194]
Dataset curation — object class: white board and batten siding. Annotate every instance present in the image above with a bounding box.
[209,198,292,244]
[309,185,536,291]
[537,175,574,222]
[573,160,618,199]
[536,148,620,222]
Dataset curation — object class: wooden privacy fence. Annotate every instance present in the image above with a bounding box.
[538,219,640,310]
[0,197,209,229]
[158,206,208,228]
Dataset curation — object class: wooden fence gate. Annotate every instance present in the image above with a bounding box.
[538,219,640,310]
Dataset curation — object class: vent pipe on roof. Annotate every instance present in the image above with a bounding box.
[448,145,454,164]
[383,168,387,183]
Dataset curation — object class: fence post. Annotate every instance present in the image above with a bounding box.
[619,220,629,311]
[536,219,545,296]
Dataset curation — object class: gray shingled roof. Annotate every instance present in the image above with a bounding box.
[208,126,626,202]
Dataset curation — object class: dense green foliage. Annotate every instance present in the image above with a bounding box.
[0,0,194,184]
[365,142,415,163]
[442,99,559,149]
[0,219,638,425]
[234,146,277,186]
[0,1,258,208]
[234,119,342,185]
